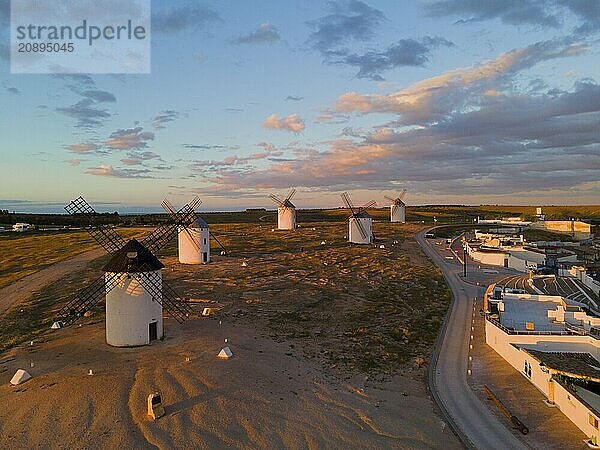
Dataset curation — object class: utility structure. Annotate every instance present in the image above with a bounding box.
[385,189,407,223]
[269,189,297,230]
[59,196,196,347]
[341,192,376,244]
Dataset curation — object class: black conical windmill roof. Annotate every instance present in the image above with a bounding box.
[102,239,164,273]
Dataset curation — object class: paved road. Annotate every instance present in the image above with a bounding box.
[417,230,528,449]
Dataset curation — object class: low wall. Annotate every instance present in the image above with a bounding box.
[554,381,600,440]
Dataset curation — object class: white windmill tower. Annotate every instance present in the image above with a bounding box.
[59,197,194,347]
[102,239,165,346]
[385,189,407,223]
[341,192,376,244]
[162,198,211,264]
[269,189,297,230]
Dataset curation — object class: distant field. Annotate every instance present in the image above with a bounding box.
[479,205,600,221]
[0,229,144,290]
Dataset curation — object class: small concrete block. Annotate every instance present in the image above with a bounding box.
[218,347,233,360]
[147,393,165,420]
[10,369,31,386]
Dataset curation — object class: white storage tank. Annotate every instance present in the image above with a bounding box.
[102,239,164,347]
[178,216,210,264]
[349,212,373,244]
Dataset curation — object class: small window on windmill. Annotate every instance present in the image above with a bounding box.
[127,252,138,259]
[526,322,535,331]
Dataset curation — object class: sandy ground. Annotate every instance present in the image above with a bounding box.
[0,315,460,449]
[0,248,104,315]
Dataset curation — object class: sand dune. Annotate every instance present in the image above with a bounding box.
[0,317,459,449]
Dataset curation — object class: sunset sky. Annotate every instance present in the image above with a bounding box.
[1,0,599,213]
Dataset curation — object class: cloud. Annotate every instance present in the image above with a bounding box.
[264,113,305,132]
[307,0,386,54]
[423,0,561,28]
[183,144,237,151]
[56,99,111,129]
[53,75,116,128]
[152,110,179,129]
[65,143,99,154]
[85,164,153,178]
[66,159,82,167]
[5,86,20,95]
[153,3,221,33]
[335,36,455,80]
[285,95,304,101]
[231,23,281,45]
[560,0,600,35]
[198,48,600,201]
[423,0,600,35]
[189,145,284,173]
[120,151,161,165]
[329,39,587,125]
[105,127,155,150]
[80,89,116,102]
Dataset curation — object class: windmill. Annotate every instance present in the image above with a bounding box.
[269,189,297,230]
[162,198,211,264]
[58,196,196,347]
[341,192,376,244]
[385,189,407,223]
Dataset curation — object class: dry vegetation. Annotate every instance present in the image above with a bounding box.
[0,220,451,379]
[0,229,144,290]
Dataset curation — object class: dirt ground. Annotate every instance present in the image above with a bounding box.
[0,316,459,449]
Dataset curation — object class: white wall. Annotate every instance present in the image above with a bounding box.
[390,204,405,223]
[278,207,296,230]
[178,226,210,264]
[554,381,600,440]
[349,217,372,244]
[105,271,163,347]
[486,319,600,439]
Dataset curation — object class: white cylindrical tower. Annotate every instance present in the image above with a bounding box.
[349,214,373,244]
[178,218,210,264]
[278,206,296,230]
[102,239,165,347]
[390,203,405,223]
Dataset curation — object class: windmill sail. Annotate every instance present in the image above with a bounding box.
[64,196,126,254]
[58,272,123,325]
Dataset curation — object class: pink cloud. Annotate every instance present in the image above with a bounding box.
[263,113,305,132]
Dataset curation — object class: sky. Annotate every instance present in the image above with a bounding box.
[0,0,599,213]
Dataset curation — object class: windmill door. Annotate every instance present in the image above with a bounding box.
[203,252,208,263]
[149,321,158,341]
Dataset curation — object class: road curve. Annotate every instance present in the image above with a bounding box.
[417,230,527,449]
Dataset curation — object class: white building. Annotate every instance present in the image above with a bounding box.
[277,200,297,230]
[349,211,373,244]
[12,223,31,232]
[102,239,164,347]
[486,289,600,441]
[178,216,210,264]
[269,190,297,230]
[385,192,407,223]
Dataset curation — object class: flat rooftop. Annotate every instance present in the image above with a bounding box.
[499,297,565,332]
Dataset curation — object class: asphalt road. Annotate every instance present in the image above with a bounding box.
[417,230,528,450]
